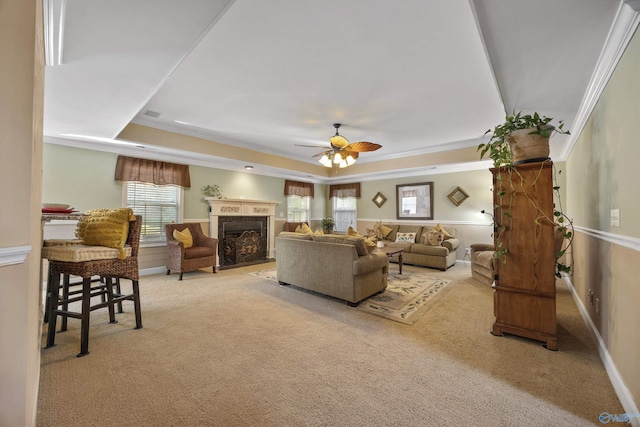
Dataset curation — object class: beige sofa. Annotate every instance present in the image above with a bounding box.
[275,232,389,306]
[378,224,460,270]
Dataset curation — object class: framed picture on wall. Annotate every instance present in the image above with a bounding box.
[396,182,434,220]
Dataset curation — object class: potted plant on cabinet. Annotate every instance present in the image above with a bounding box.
[478,111,570,167]
[320,217,335,234]
[478,111,573,278]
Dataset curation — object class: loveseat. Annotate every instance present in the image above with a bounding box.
[375,224,460,270]
[275,232,388,306]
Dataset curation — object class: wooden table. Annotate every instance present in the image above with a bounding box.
[375,246,403,274]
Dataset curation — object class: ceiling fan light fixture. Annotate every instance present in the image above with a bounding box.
[345,154,356,166]
[319,154,332,167]
[333,152,343,164]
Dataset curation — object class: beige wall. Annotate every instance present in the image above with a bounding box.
[566,25,640,412]
[0,1,44,426]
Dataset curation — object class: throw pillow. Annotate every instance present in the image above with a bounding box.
[423,229,445,246]
[173,227,193,249]
[395,232,416,243]
[295,223,313,235]
[75,208,110,240]
[347,226,362,237]
[433,223,454,240]
[82,208,136,259]
[313,229,324,236]
[364,236,377,253]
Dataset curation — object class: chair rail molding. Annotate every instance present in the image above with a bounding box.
[0,245,33,267]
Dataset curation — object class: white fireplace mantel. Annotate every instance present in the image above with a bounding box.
[205,198,280,266]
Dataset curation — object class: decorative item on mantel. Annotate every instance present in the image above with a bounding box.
[201,184,225,199]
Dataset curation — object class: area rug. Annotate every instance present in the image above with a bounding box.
[250,269,451,325]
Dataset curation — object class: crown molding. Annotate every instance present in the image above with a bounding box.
[561,2,640,160]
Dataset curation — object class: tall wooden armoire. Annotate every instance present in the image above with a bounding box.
[490,160,557,350]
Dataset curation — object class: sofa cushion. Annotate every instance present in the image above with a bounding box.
[184,246,215,259]
[312,234,368,256]
[410,244,449,257]
[42,244,132,262]
[172,227,193,248]
[385,241,413,252]
[395,232,417,243]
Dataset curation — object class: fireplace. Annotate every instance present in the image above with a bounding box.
[205,198,280,270]
[218,217,267,268]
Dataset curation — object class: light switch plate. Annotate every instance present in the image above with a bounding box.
[611,209,620,227]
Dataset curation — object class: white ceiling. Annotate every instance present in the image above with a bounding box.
[43,0,638,181]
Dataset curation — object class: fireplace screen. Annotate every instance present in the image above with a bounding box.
[219,217,267,267]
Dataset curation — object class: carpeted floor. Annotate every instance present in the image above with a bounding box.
[37,262,624,426]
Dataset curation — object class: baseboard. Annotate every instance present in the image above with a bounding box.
[563,276,640,425]
[140,266,167,277]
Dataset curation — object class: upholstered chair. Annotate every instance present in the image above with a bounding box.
[165,223,218,280]
[470,243,496,287]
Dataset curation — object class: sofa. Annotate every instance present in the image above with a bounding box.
[275,232,389,306]
[375,224,460,270]
[470,243,496,287]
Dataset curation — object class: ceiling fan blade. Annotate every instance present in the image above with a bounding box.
[294,144,332,149]
[346,141,382,152]
[312,150,331,158]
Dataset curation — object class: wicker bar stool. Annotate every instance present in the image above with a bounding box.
[44,215,143,357]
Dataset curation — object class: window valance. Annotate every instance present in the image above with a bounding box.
[284,180,314,197]
[114,156,191,188]
[329,183,361,198]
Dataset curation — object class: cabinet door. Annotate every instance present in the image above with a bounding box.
[492,161,556,293]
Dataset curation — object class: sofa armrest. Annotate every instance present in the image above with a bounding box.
[353,252,388,276]
[442,238,460,251]
[471,243,495,253]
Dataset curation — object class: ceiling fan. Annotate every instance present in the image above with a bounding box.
[296,123,382,168]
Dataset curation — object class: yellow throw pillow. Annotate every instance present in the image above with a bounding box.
[82,208,135,259]
[75,208,110,240]
[313,229,324,236]
[433,223,454,240]
[295,223,313,235]
[373,221,393,238]
[173,228,193,248]
[347,226,362,237]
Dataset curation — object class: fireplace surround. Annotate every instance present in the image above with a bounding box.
[205,198,280,269]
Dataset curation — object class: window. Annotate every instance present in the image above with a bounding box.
[123,181,182,243]
[287,195,310,222]
[333,197,357,232]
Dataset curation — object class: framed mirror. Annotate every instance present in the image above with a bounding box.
[396,182,434,220]
[447,186,470,206]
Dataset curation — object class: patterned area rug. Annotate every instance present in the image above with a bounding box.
[250,269,451,325]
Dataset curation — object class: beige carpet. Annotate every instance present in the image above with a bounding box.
[251,268,451,324]
[37,262,624,426]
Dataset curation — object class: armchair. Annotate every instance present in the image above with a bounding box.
[165,223,218,280]
[470,243,496,287]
